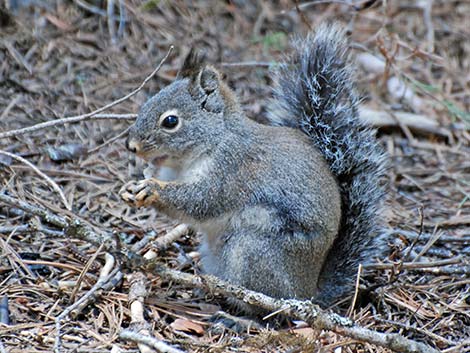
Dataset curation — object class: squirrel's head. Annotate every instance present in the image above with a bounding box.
[126,49,240,170]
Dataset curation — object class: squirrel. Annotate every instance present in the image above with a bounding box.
[120,23,388,308]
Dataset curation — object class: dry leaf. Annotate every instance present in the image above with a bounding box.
[292,327,317,340]
[170,318,204,336]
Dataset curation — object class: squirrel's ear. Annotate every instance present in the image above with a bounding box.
[180,49,225,113]
[198,66,220,94]
[193,66,224,113]
[178,48,205,78]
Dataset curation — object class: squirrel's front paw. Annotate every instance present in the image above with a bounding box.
[119,178,168,208]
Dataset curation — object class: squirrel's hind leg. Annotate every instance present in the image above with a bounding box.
[199,227,324,313]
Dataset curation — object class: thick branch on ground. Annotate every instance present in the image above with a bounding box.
[127,272,154,353]
[0,193,127,258]
[149,265,439,353]
[359,107,451,138]
[120,330,185,353]
[124,272,184,353]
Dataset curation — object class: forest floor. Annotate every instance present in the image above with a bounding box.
[0,1,469,352]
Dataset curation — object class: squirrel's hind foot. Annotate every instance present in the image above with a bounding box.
[209,310,263,334]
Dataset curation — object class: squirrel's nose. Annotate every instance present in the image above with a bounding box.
[126,136,142,154]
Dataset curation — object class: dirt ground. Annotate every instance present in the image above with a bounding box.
[0,1,469,352]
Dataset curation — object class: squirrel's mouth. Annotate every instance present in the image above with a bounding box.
[135,150,169,166]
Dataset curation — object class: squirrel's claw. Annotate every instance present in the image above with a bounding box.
[120,178,168,208]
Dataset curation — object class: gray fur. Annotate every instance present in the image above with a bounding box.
[125,22,388,309]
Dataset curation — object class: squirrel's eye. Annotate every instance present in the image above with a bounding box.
[161,115,179,129]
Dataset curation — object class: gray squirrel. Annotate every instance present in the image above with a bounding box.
[120,23,388,308]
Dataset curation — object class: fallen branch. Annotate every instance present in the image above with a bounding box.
[141,224,190,260]
[123,272,184,353]
[69,252,121,318]
[153,224,190,250]
[69,243,105,303]
[359,106,451,138]
[120,330,185,353]
[412,266,470,276]
[0,193,120,251]
[0,113,137,140]
[127,272,154,353]
[391,229,470,243]
[363,257,462,270]
[149,266,440,353]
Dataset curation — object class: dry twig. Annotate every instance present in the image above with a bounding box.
[0,43,172,140]
[363,257,462,270]
[142,224,190,260]
[0,113,137,140]
[54,253,122,353]
[120,330,185,353]
[0,150,71,210]
[127,272,154,353]
[123,272,184,353]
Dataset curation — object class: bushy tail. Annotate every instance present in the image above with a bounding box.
[268,23,388,305]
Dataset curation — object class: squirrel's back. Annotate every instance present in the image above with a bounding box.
[268,23,389,305]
